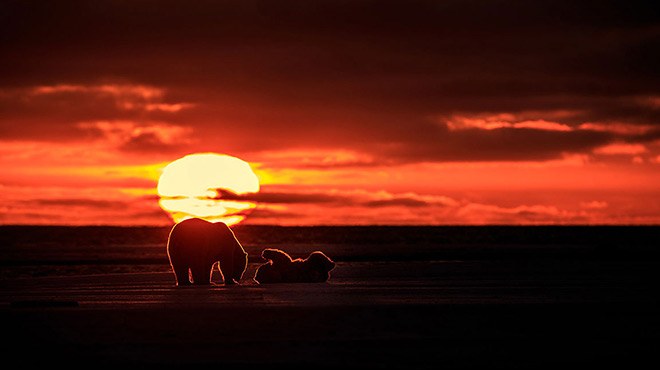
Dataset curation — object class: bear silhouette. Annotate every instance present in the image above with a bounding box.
[254,248,336,284]
[166,218,248,286]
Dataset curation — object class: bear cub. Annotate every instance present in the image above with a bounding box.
[254,248,336,284]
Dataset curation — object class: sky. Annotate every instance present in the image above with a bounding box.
[1,0,659,226]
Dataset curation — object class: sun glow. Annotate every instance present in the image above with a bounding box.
[157,153,260,225]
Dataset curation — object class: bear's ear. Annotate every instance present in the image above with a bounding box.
[307,251,336,272]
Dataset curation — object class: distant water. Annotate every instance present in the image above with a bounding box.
[1,225,658,279]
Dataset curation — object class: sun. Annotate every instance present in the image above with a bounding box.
[157,153,260,226]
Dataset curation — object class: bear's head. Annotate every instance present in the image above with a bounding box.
[304,251,336,273]
[299,251,336,283]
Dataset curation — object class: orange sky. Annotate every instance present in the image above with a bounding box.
[1,1,659,226]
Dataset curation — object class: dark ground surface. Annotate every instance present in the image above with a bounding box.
[1,226,659,368]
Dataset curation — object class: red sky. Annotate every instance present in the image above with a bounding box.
[1,1,659,226]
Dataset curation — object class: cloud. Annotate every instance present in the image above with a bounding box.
[29,198,125,209]
[593,143,648,155]
[78,121,193,153]
[214,187,594,225]
[209,188,459,210]
[361,193,459,208]
[250,149,379,169]
[455,203,580,224]
[241,207,301,220]
[144,103,194,113]
[0,185,170,226]
[363,198,429,208]
[239,187,637,225]
[0,83,193,143]
[119,132,182,152]
[239,110,655,166]
[391,125,614,162]
[1,1,658,165]
[31,84,163,100]
[577,122,657,135]
[580,201,608,209]
[214,190,344,204]
[446,114,573,132]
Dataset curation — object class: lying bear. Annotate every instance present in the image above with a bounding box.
[167,218,248,286]
[254,248,336,284]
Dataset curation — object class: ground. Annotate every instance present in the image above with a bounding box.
[2,260,658,368]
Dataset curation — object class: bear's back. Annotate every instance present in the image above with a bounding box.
[167,218,215,257]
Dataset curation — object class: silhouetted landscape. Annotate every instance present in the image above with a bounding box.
[1,225,659,368]
[3,1,659,368]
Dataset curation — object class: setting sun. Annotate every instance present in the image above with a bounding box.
[157,153,260,226]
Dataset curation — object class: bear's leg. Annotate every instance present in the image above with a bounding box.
[190,262,213,285]
[218,258,239,284]
[172,264,191,286]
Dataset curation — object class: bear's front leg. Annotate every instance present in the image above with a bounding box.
[218,258,241,285]
[172,264,192,286]
[190,262,213,285]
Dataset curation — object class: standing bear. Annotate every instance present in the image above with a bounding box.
[166,218,248,286]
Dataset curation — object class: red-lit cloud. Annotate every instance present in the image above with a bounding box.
[0,1,658,225]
